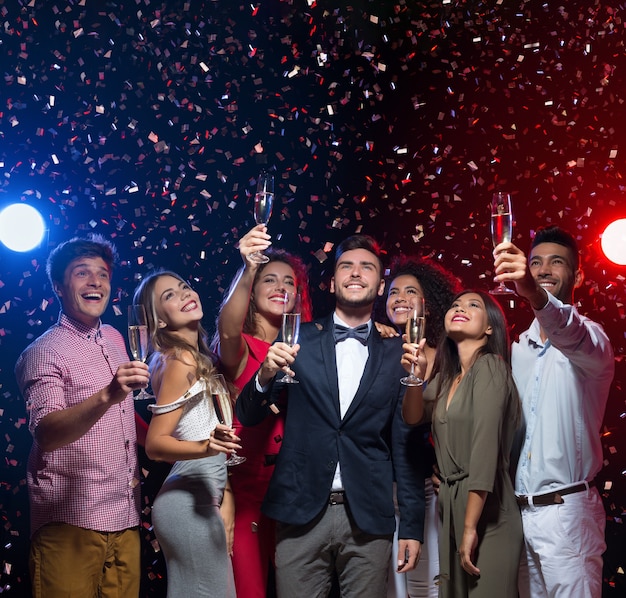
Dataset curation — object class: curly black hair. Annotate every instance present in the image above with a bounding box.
[376,255,461,347]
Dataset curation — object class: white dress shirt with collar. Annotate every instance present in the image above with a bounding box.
[331,313,371,491]
[513,292,614,496]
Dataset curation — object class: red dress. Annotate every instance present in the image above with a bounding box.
[229,333,283,598]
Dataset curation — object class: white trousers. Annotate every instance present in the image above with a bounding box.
[518,487,606,598]
[388,478,439,598]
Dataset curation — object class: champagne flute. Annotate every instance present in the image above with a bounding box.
[400,297,426,387]
[209,374,246,466]
[127,305,153,400]
[490,192,516,295]
[281,291,301,384]
[248,171,275,264]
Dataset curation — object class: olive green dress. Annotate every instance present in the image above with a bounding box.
[424,353,522,598]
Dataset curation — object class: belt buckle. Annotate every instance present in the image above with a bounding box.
[329,492,344,505]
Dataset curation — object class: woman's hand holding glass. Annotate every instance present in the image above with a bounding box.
[401,337,428,425]
[206,424,242,457]
[400,297,426,386]
[239,223,271,265]
[208,374,246,466]
[401,337,428,382]
[248,171,275,263]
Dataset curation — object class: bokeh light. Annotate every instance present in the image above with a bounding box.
[601,219,626,266]
[0,204,46,252]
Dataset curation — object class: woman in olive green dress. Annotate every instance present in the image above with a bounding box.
[402,290,522,598]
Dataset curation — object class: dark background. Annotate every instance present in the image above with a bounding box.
[0,0,624,595]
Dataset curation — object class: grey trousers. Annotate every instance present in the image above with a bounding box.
[275,501,393,598]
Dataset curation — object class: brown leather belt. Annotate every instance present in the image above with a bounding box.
[516,480,595,506]
[329,491,346,505]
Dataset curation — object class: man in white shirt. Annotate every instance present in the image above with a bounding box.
[494,226,614,598]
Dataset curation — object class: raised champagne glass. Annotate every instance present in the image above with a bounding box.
[281,291,301,384]
[400,297,426,387]
[248,171,275,264]
[490,192,516,295]
[127,305,153,400]
[209,373,246,466]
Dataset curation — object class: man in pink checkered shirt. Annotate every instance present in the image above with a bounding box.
[15,234,150,598]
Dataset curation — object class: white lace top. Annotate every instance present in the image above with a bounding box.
[148,378,220,441]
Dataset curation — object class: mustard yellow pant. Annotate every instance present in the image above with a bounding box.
[30,522,140,598]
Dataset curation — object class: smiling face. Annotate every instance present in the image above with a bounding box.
[445,292,492,344]
[153,275,203,331]
[386,274,425,328]
[252,261,297,320]
[528,241,583,303]
[55,256,111,327]
[331,248,385,310]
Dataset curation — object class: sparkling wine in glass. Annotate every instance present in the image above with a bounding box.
[249,172,275,264]
[209,374,246,466]
[400,297,426,387]
[127,305,153,400]
[490,192,516,295]
[281,291,301,384]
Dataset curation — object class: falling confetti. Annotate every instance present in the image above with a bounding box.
[0,1,624,595]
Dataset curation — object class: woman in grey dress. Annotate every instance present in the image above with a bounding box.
[134,270,239,598]
[402,290,522,598]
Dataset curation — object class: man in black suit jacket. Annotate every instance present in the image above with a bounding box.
[237,235,425,597]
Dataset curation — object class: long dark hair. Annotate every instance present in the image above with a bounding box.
[377,256,461,347]
[212,248,312,346]
[431,289,511,390]
[133,270,216,382]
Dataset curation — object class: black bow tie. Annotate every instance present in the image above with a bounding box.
[333,323,370,345]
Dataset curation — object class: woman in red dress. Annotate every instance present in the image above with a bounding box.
[214,224,312,598]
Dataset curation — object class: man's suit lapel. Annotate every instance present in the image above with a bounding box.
[317,316,342,419]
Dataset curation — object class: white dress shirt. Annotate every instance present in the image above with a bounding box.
[331,313,370,491]
[513,292,614,496]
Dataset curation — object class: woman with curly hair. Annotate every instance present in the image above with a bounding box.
[380,256,461,598]
[213,224,312,598]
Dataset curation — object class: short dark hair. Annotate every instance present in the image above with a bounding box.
[531,226,580,268]
[46,234,118,288]
[334,234,383,274]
